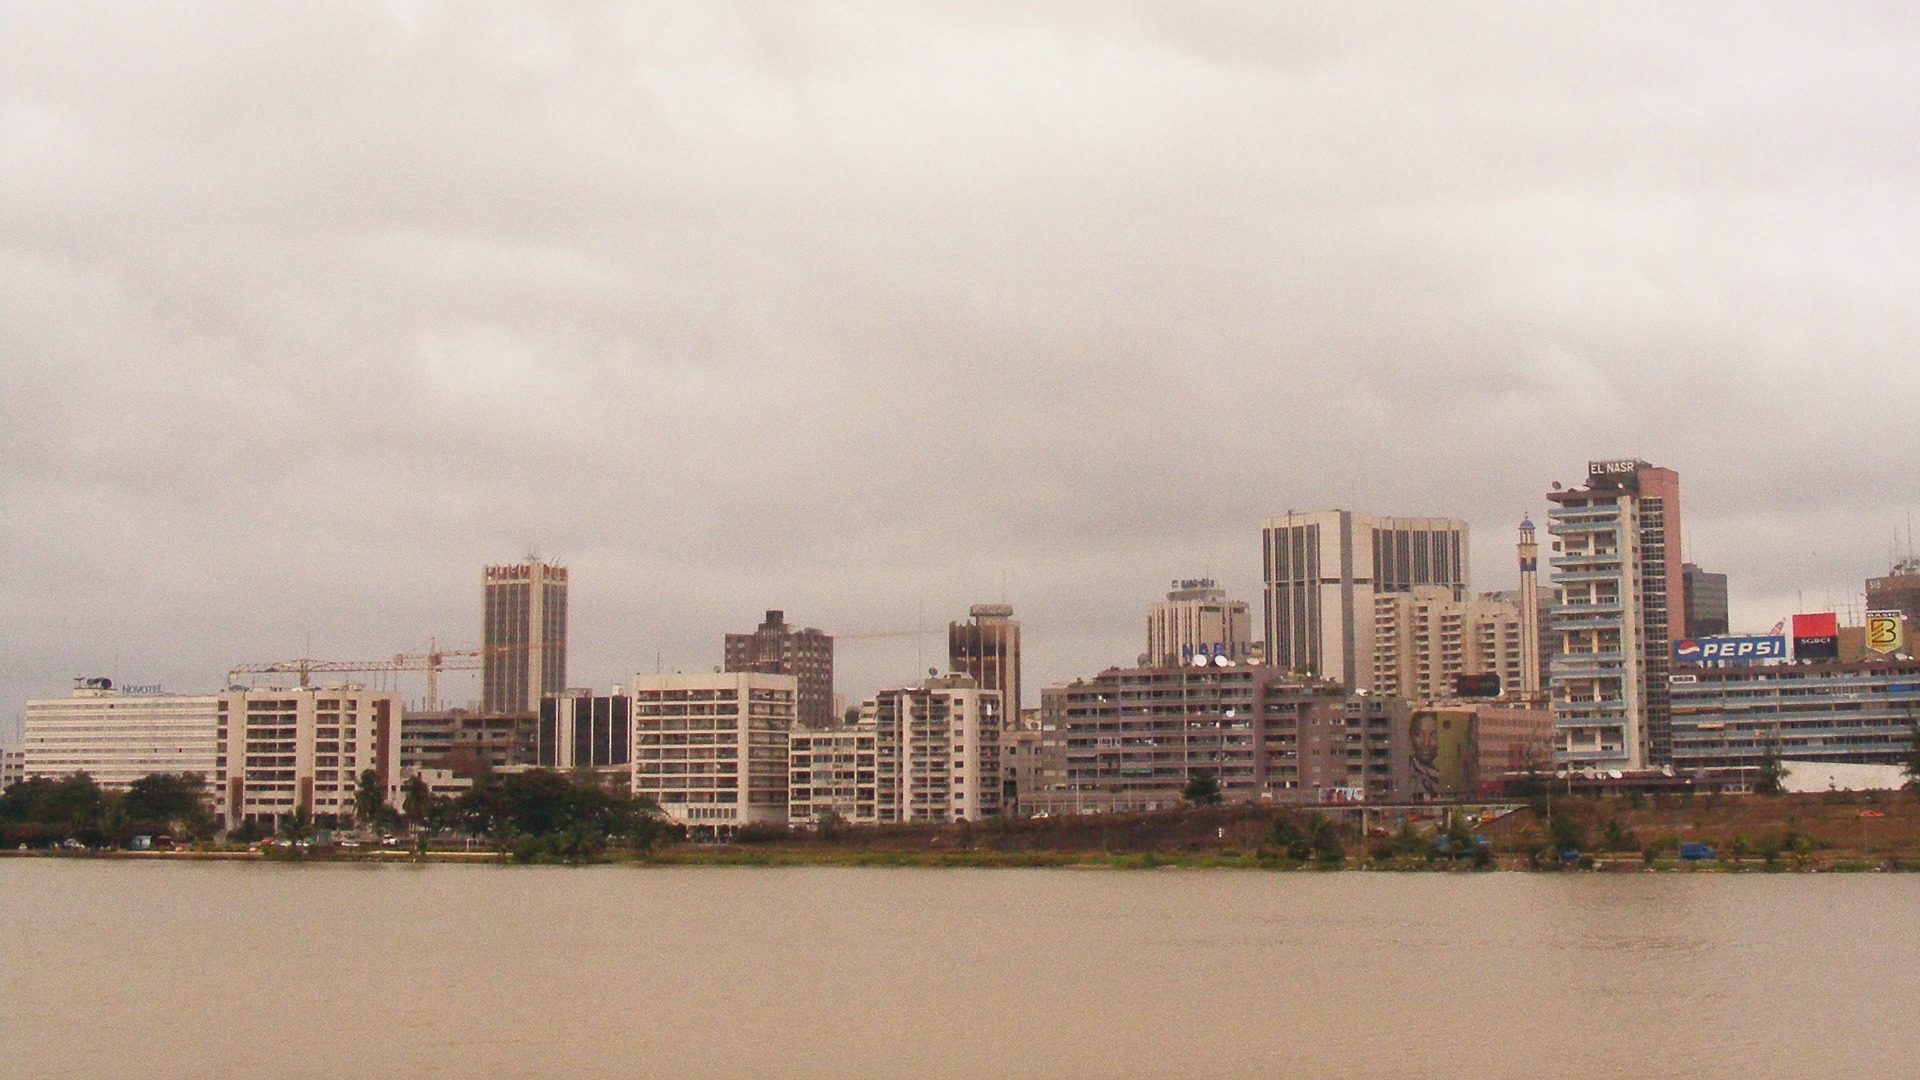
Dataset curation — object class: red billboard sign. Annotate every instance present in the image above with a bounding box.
[1792,612,1840,661]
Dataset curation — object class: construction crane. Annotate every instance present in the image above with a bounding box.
[227,639,482,711]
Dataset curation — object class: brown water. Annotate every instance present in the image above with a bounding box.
[2,861,1915,1078]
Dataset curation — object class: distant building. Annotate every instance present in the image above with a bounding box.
[1145,579,1252,667]
[399,709,536,775]
[1669,658,1920,774]
[1000,727,1045,818]
[788,725,878,827]
[24,680,220,790]
[214,687,402,830]
[537,690,631,772]
[1372,588,1532,704]
[2,745,26,790]
[1407,703,1553,799]
[949,603,1022,722]
[1035,664,1415,813]
[1262,511,1469,690]
[482,557,568,714]
[631,672,796,833]
[1682,563,1730,638]
[25,680,402,830]
[865,675,1002,823]
[725,610,835,729]
[1547,459,1684,771]
[1867,557,1920,626]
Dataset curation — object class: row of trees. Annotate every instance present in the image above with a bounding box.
[0,772,216,848]
[3,768,675,860]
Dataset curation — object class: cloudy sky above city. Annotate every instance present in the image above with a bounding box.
[4,3,1917,729]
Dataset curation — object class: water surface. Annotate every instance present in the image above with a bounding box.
[3,861,1914,1078]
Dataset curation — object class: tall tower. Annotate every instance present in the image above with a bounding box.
[1546,460,1683,771]
[724,610,835,728]
[1517,517,1543,698]
[482,557,568,714]
[949,604,1022,723]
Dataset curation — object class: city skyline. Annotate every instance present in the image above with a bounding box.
[5,6,1919,735]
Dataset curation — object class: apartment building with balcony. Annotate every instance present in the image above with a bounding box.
[864,675,1002,823]
[1546,459,1684,771]
[216,687,402,830]
[788,725,879,826]
[631,672,796,832]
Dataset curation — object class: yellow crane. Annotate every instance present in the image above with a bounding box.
[227,638,482,711]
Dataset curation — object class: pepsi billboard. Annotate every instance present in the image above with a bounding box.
[1672,635,1788,665]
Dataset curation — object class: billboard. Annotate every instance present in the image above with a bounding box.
[1865,610,1905,656]
[1453,672,1502,699]
[1792,612,1840,661]
[1672,635,1788,665]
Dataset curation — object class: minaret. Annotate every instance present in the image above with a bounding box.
[1518,516,1543,698]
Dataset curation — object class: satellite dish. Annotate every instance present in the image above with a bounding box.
[1190,655,1209,668]
[1213,654,1232,667]
[1609,770,1624,780]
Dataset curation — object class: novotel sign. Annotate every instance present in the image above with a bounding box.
[1672,636,1788,665]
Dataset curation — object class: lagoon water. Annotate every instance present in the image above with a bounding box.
[2,861,1916,1078]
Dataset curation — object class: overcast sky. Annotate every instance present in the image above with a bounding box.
[4,3,1917,735]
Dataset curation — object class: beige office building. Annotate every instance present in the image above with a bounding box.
[1145,579,1253,667]
[24,680,221,790]
[631,672,796,831]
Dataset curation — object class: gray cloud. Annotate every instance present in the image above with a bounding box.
[5,2,1918,734]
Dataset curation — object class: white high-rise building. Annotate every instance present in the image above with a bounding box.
[864,674,1002,823]
[1546,459,1685,771]
[631,672,796,832]
[1145,579,1253,667]
[1262,511,1470,690]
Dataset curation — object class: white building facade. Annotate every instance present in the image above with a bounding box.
[631,672,796,831]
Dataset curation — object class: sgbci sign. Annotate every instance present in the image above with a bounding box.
[1672,635,1788,665]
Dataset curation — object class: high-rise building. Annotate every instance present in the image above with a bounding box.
[948,603,1022,721]
[724,610,834,728]
[215,687,401,830]
[1682,563,1730,638]
[482,557,568,714]
[1372,587,1531,703]
[788,725,879,827]
[1546,459,1685,771]
[630,672,796,833]
[865,674,1002,823]
[1670,658,1920,773]
[1145,579,1252,667]
[1262,511,1469,690]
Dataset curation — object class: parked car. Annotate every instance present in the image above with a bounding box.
[1680,842,1715,861]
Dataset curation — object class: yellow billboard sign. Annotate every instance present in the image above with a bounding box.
[1865,610,1904,655]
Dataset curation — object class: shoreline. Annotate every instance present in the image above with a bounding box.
[3,846,1912,872]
